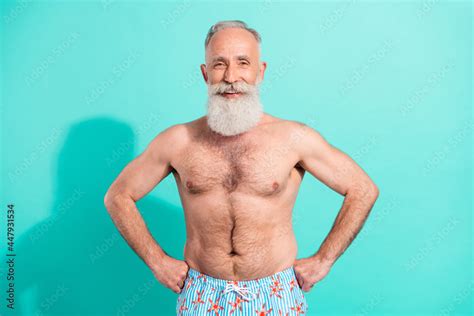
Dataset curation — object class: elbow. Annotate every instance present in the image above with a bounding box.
[371,183,380,201]
[366,180,380,202]
[104,188,134,211]
[103,190,114,211]
[349,180,379,202]
[104,189,121,211]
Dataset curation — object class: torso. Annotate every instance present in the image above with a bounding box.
[170,114,306,280]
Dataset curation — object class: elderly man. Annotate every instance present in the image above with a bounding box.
[104,20,379,315]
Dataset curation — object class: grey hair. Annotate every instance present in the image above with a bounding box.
[205,20,261,48]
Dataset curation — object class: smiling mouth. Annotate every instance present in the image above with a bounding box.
[220,92,242,98]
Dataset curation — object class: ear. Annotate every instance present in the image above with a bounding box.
[200,64,208,83]
[259,61,267,81]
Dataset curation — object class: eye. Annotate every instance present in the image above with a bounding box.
[214,62,225,68]
[239,61,249,65]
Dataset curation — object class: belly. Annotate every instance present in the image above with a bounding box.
[182,192,298,280]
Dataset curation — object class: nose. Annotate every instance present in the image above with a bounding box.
[223,64,239,83]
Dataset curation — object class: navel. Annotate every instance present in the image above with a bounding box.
[228,224,239,257]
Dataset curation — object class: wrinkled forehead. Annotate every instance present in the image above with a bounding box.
[205,27,260,63]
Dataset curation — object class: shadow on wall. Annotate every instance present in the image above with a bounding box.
[15,117,185,316]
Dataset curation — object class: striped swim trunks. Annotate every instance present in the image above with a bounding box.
[176,266,308,315]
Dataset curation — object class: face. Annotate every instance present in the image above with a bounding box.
[201,27,266,89]
[201,27,267,136]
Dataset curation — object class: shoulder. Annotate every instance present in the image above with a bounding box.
[269,116,332,158]
[150,115,206,144]
[145,118,201,161]
[262,114,321,141]
[149,123,188,147]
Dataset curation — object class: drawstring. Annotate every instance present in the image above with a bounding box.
[223,283,257,301]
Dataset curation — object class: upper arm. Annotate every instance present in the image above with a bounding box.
[105,124,186,202]
[295,122,378,197]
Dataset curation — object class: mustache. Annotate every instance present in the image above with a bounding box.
[208,81,256,95]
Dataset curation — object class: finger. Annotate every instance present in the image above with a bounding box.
[302,282,312,292]
[299,278,305,290]
[295,274,303,288]
[177,279,184,289]
[173,285,181,294]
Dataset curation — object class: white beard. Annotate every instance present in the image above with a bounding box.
[206,81,263,136]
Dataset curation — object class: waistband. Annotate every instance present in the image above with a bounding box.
[187,265,297,291]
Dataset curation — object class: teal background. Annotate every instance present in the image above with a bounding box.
[1,0,472,315]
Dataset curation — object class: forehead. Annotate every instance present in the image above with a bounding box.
[206,27,260,61]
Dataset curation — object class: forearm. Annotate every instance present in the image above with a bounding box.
[313,183,379,265]
[104,193,166,270]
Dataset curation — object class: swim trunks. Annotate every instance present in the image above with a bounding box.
[176,266,308,315]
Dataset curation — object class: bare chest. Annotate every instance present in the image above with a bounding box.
[173,140,299,196]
